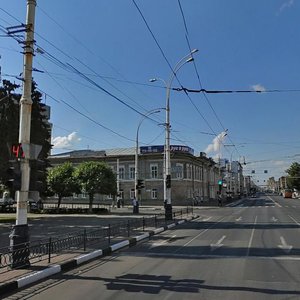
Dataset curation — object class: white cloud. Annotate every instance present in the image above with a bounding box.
[273,160,287,166]
[52,132,81,149]
[279,0,294,13]
[205,131,228,155]
[251,84,266,92]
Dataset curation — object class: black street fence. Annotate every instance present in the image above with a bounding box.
[0,207,193,271]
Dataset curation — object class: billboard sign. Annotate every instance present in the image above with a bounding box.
[140,145,194,155]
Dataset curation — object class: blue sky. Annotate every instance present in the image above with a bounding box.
[0,0,299,184]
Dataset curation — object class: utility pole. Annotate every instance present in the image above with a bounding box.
[116,159,120,207]
[10,0,36,267]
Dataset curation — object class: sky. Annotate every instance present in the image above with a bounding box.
[0,0,299,185]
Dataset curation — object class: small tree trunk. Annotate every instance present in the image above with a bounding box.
[88,193,94,213]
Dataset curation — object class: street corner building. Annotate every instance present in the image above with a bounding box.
[48,145,243,206]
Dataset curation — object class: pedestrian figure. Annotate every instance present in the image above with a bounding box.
[132,197,137,213]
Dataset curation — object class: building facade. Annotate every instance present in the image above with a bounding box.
[49,146,220,205]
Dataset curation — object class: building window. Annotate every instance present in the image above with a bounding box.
[119,166,125,180]
[176,163,183,179]
[129,165,135,180]
[150,164,158,179]
[130,189,135,199]
[151,189,158,199]
[195,166,199,180]
[186,164,192,179]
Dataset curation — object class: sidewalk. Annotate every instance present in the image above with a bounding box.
[0,214,198,296]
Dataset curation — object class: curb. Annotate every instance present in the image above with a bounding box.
[0,215,198,296]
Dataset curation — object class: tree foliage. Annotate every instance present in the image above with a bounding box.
[0,79,52,196]
[286,162,300,190]
[75,161,117,212]
[47,162,80,209]
[0,80,20,186]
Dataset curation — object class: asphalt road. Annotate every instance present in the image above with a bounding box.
[2,193,300,300]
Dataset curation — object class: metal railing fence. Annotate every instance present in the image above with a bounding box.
[0,207,193,271]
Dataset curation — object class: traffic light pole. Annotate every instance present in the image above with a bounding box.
[10,0,36,268]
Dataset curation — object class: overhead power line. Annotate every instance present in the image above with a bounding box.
[173,87,300,94]
[132,0,229,150]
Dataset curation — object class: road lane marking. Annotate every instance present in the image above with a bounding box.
[174,215,229,252]
[267,195,282,207]
[210,235,226,251]
[271,216,278,222]
[247,215,257,257]
[236,216,242,222]
[150,235,177,248]
[288,215,300,226]
[202,216,212,222]
[278,236,293,254]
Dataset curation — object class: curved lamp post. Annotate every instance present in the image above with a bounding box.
[135,109,161,203]
[150,48,198,220]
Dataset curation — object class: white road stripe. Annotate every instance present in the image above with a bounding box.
[267,195,282,207]
[247,215,257,257]
[150,235,177,248]
[175,215,228,250]
[210,235,226,251]
[278,236,293,253]
[288,215,300,226]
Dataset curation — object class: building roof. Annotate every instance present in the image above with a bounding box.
[50,148,136,159]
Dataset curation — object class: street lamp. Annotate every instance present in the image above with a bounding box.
[135,109,161,204]
[150,49,198,220]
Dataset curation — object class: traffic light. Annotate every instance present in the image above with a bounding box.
[30,160,46,192]
[218,179,223,192]
[5,160,21,191]
[137,179,145,190]
[166,175,171,188]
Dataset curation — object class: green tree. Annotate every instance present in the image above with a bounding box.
[286,162,300,190]
[0,79,52,196]
[75,161,117,213]
[47,162,80,209]
[0,80,21,193]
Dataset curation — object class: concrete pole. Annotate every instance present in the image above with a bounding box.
[16,0,36,225]
[10,0,36,267]
[116,159,120,207]
[134,131,139,202]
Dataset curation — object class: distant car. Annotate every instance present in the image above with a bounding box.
[250,194,257,198]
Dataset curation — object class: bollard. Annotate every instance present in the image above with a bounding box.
[108,224,111,245]
[48,237,52,263]
[127,220,130,237]
[83,229,87,251]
